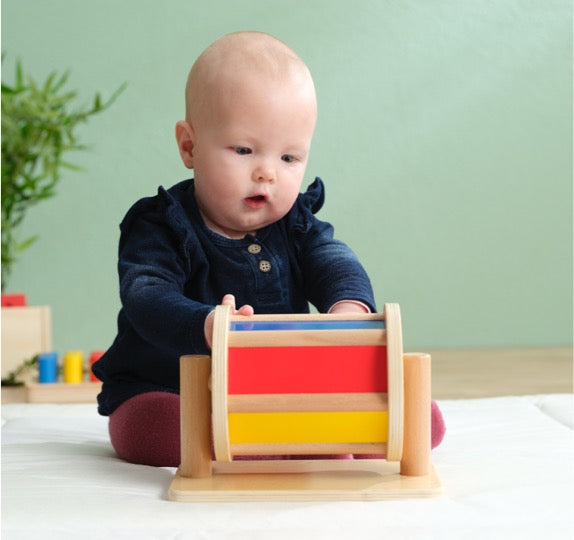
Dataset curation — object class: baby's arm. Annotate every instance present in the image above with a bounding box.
[204,294,254,349]
[299,226,376,313]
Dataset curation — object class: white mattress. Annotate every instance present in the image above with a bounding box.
[2,394,573,539]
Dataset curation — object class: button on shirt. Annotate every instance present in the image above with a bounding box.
[247,243,272,272]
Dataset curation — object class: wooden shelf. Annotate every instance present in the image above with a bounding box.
[1,306,52,385]
[24,382,101,403]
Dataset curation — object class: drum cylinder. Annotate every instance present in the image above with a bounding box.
[211,304,404,462]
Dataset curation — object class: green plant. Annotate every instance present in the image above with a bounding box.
[1,59,125,291]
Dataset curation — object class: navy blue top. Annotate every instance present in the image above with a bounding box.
[92,177,376,415]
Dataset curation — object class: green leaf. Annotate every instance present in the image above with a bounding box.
[15,235,37,253]
[59,160,84,172]
[15,60,23,88]
[2,83,16,94]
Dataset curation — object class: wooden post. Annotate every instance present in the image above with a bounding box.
[384,303,404,461]
[212,304,232,462]
[400,353,431,476]
[179,355,212,478]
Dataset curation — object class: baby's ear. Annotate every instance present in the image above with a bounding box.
[175,121,195,169]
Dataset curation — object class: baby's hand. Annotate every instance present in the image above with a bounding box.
[328,300,370,314]
[204,294,254,349]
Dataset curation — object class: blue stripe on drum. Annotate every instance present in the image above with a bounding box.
[229,320,385,331]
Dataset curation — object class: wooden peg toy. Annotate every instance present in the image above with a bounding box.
[169,303,441,502]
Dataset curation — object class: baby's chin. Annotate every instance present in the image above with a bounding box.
[232,211,289,236]
[207,208,291,239]
[206,220,258,240]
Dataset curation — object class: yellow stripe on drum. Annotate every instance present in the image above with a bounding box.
[228,411,388,444]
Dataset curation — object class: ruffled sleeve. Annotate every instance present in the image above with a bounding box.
[290,177,326,233]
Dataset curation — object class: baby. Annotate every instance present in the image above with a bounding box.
[176,31,371,343]
[93,31,444,466]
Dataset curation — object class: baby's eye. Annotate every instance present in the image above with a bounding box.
[234,146,252,155]
[281,154,296,163]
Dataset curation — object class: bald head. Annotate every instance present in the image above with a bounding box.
[184,32,316,127]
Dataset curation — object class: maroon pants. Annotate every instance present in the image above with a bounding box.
[109,391,446,467]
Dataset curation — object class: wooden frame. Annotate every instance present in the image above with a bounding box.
[169,304,441,501]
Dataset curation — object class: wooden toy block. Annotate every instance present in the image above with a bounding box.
[169,303,441,502]
[1,306,52,385]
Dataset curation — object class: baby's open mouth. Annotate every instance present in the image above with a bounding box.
[245,194,268,209]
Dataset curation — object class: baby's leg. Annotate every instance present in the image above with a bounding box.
[108,391,288,465]
[108,391,181,467]
[430,400,446,448]
[354,400,446,459]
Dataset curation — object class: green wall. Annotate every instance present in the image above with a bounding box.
[2,0,572,354]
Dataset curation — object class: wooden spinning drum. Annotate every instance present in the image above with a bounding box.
[177,302,433,482]
[211,303,404,462]
[172,303,438,501]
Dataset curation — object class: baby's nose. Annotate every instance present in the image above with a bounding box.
[252,163,275,183]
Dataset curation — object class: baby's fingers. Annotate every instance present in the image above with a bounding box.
[236,304,254,317]
[221,294,237,310]
[220,294,253,316]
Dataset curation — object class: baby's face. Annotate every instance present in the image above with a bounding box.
[191,78,316,239]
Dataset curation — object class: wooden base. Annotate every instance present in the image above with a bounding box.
[168,459,441,502]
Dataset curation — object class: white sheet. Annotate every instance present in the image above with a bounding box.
[2,395,573,540]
